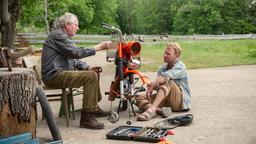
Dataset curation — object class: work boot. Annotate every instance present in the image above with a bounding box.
[93,107,109,117]
[80,110,104,130]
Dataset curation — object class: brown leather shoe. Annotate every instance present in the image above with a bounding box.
[80,110,104,130]
[93,107,109,117]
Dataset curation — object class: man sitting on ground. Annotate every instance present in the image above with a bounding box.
[135,43,191,121]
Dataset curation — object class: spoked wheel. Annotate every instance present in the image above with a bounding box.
[120,75,133,111]
[108,112,119,123]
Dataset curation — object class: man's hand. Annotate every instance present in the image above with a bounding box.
[146,82,154,99]
[89,66,103,73]
[95,41,117,51]
[15,57,23,65]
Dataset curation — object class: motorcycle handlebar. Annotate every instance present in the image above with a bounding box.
[102,23,125,43]
[102,23,112,29]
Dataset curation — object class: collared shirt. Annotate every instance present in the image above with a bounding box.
[41,29,96,82]
[157,60,191,110]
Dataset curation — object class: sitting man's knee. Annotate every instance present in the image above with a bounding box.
[157,85,168,97]
[81,71,98,82]
[90,71,98,79]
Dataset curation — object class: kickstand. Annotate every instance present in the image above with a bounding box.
[117,98,123,114]
[129,99,136,116]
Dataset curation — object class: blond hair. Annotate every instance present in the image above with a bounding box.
[166,43,182,56]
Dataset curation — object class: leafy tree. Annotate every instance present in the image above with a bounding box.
[68,0,95,33]
[15,0,256,34]
[173,0,224,34]
[20,0,119,34]
[120,0,186,34]
[18,0,70,32]
[18,0,44,32]
[172,3,194,34]
[116,0,138,34]
[221,0,256,34]
[89,0,118,34]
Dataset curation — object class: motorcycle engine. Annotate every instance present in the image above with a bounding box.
[123,78,131,94]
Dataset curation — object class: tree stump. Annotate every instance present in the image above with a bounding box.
[0,68,37,138]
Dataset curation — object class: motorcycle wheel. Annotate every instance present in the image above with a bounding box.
[108,112,119,123]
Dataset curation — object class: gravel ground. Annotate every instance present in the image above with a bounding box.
[36,51,256,144]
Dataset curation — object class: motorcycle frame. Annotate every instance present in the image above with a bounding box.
[103,24,150,113]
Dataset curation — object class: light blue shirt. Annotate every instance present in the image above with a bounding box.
[157,60,191,110]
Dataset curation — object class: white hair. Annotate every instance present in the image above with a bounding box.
[53,12,77,30]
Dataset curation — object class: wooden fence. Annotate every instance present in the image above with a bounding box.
[15,33,256,45]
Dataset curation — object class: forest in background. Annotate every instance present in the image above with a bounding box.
[18,0,256,35]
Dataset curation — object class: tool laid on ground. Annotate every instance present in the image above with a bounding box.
[157,139,174,144]
[102,23,150,125]
[106,125,173,143]
[154,114,193,129]
[106,115,193,143]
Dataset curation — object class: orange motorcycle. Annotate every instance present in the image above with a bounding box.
[102,23,150,124]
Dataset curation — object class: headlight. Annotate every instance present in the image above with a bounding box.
[128,59,141,69]
[130,42,141,56]
[125,41,141,56]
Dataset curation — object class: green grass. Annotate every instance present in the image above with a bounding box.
[31,39,256,71]
[139,39,256,71]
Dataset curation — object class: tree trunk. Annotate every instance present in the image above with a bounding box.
[1,0,20,49]
[0,0,21,68]
[44,0,50,34]
[0,68,37,138]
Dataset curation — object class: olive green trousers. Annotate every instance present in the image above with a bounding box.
[44,70,101,112]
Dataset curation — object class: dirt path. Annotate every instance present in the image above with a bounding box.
[36,51,256,144]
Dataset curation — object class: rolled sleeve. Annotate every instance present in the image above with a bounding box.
[157,60,191,110]
[157,62,186,81]
[158,71,172,82]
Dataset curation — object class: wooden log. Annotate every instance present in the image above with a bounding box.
[0,68,37,138]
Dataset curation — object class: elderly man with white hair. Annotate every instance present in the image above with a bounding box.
[41,12,112,129]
